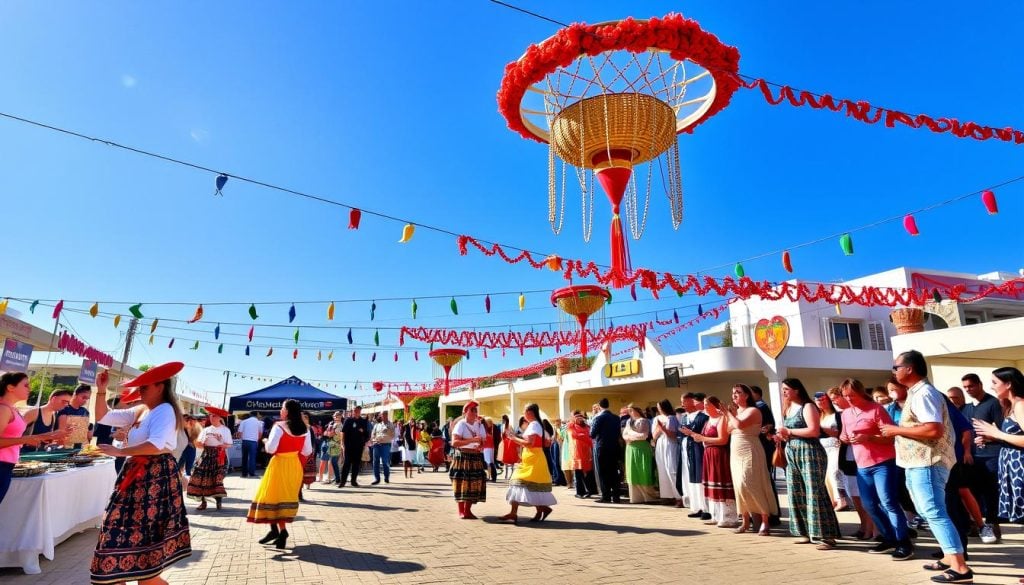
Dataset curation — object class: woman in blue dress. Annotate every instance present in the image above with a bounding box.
[972,367,1024,525]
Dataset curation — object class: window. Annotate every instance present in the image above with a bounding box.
[831,321,863,349]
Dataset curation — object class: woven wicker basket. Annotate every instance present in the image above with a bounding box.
[890,308,926,335]
[550,92,676,169]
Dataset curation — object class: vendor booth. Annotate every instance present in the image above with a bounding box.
[228,375,348,413]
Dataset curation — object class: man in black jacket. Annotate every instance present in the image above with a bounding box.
[339,406,370,487]
[590,398,622,503]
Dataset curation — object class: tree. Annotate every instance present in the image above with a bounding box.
[27,371,76,406]
[409,396,439,423]
[717,322,734,348]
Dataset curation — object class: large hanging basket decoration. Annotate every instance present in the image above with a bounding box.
[551,284,612,359]
[498,15,741,288]
[429,348,468,396]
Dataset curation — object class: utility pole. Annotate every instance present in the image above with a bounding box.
[221,370,230,409]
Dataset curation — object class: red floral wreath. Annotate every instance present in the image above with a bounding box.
[497,14,741,142]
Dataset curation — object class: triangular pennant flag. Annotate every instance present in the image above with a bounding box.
[673,310,679,324]
[150,319,159,334]
[248,326,254,342]
[248,303,258,320]
[214,323,221,340]
[288,304,296,323]
[29,300,39,314]
[414,351,419,361]
[485,295,491,313]
[148,334,154,345]
[168,338,175,348]
[518,293,525,311]
[698,304,704,315]
[52,300,64,319]
[393,352,398,362]
[214,173,228,195]
[191,341,199,350]
[734,263,745,278]
[266,347,273,357]
[371,352,377,362]
[327,301,335,320]
[113,315,121,328]
[328,350,334,360]
[347,329,353,344]
[374,330,379,346]
[245,345,250,356]
[352,352,356,361]
[317,350,322,361]
[370,301,376,321]
[839,233,854,256]
[129,303,143,319]
[187,304,204,323]
[450,297,458,315]
[293,349,298,359]
[398,223,415,242]
[630,283,637,301]
[294,328,300,343]
[348,208,361,229]
[411,299,418,319]
[218,343,223,354]
[89,302,99,318]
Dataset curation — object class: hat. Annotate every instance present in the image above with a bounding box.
[813,391,827,399]
[119,388,142,404]
[122,361,185,388]
[205,406,230,418]
[462,400,480,413]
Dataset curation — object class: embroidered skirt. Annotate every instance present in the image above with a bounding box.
[449,450,487,502]
[302,453,316,486]
[91,454,191,584]
[247,451,302,524]
[186,447,226,499]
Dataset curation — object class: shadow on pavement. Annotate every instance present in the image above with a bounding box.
[271,544,425,574]
[481,516,700,537]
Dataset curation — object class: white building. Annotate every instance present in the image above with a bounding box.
[387,266,1023,424]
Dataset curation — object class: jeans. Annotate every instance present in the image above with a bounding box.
[857,459,908,544]
[178,444,197,475]
[241,439,258,477]
[905,465,962,554]
[329,455,341,482]
[371,444,391,481]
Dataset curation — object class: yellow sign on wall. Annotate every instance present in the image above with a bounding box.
[603,359,641,378]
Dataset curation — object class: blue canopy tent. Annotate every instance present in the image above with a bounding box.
[228,376,347,413]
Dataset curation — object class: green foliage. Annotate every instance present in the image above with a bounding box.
[137,364,153,372]
[717,322,734,348]
[27,371,76,406]
[445,405,462,420]
[541,356,595,376]
[408,396,439,423]
[391,409,405,422]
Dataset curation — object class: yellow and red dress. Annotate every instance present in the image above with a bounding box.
[247,423,312,524]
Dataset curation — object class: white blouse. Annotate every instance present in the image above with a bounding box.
[199,424,233,447]
[265,423,313,456]
[98,402,178,453]
[453,419,486,449]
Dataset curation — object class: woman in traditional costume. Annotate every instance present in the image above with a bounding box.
[569,410,598,498]
[247,399,312,549]
[623,404,659,504]
[299,412,316,501]
[652,399,684,507]
[499,403,556,523]
[187,407,231,510]
[92,362,192,585]
[449,401,487,518]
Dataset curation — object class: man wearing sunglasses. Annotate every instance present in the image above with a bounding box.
[879,350,973,584]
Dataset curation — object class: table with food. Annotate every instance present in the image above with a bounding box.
[0,445,117,574]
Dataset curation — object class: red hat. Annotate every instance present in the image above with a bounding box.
[122,361,185,388]
[205,406,230,418]
[120,389,142,403]
[462,400,480,414]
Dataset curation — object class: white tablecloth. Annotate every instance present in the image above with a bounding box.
[0,460,117,574]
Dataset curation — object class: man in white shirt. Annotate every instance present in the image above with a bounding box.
[236,413,263,478]
[370,412,396,485]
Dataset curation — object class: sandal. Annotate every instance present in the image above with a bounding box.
[929,568,974,583]
[758,527,771,537]
[733,526,749,534]
[923,561,950,572]
[815,539,837,551]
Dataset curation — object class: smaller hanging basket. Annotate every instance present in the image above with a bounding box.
[889,308,926,335]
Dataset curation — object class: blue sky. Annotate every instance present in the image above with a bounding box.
[1,1,1021,404]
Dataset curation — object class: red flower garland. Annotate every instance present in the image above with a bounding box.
[497,14,741,142]
[742,78,1024,145]
[399,323,649,352]
[458,235,1024,307]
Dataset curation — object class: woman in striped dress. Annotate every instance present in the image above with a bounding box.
[777,378,841,550]
[449,401,487,518]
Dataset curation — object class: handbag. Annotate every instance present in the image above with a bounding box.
[772,442,787,469]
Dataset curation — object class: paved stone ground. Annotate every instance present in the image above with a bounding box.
[3,466,1022,585]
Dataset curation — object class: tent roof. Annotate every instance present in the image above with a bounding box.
[228,376,347,412]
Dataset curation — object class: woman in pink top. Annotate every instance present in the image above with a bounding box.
[1,372,70,505]
[838,378,913,560]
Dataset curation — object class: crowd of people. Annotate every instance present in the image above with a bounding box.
[2,349,1023,585]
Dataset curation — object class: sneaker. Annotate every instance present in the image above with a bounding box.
[699,512,712,521]
[868,542,896,554]
[891,545,914,560]
[979,523,998,544]
[929,568,973,583]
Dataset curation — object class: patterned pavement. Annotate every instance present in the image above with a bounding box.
[2,466,1022,585]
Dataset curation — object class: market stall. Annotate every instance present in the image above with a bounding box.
[0,459,117,574]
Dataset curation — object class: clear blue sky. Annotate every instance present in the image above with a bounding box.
[1,1,1021,404]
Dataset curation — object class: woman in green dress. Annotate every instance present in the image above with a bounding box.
[623,404,658,504]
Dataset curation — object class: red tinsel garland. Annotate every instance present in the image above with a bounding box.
[458,235,1024,306]
[497,14,741,142]
[741,78,1024,145]
[399,323,649,352]
[654,301,732,342]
